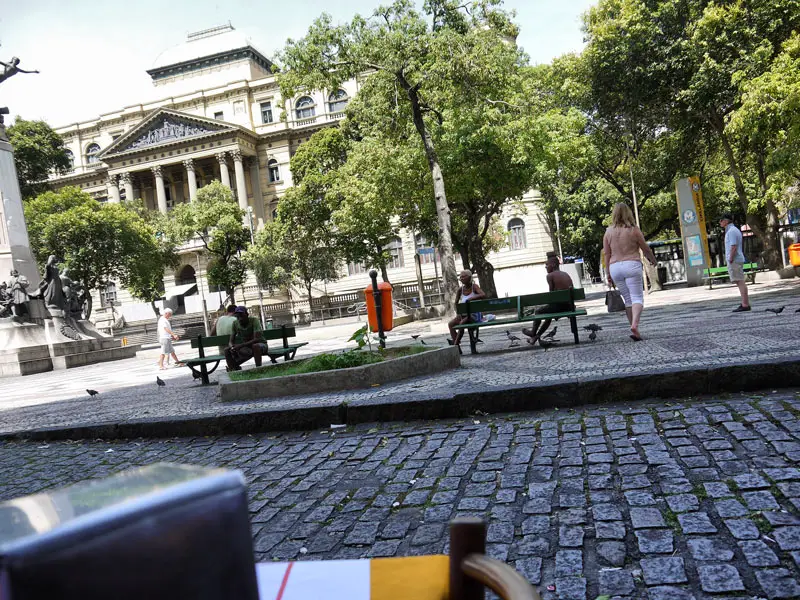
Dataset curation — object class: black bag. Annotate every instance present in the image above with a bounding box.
[606,289,626,313]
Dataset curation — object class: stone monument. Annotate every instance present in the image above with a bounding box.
[0,65,140,376]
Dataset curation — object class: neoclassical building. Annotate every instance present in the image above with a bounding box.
[50,24,554,322]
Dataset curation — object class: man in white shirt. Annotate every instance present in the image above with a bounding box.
[719,213,751,313]
[157,308,184,369]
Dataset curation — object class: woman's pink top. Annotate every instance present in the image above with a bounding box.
[603,225,656,265]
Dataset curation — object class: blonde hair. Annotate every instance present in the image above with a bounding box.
[459,270,473,279]
[611,203,636,228]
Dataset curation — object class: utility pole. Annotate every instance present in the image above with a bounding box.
[246,207,268,328]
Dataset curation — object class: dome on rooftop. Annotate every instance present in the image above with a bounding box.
[151,24,259,70]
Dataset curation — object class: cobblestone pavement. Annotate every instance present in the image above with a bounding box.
[1,280,799,435]
[3,391,800,599]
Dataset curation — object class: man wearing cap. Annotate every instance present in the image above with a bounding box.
[224,306,268,371]
[719,213,751,312]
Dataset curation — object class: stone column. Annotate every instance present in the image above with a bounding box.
[230,150,249,211]
[184,159,198,202]
[119,172,134,202]
[216,152,231,188]
[152,166,168,214]
[248,157,266,229]
[108,175,121,203]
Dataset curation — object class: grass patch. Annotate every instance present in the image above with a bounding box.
[229,346,429,381]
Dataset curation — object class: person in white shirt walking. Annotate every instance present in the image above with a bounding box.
[719,213,751,313]
[157,308,184,370]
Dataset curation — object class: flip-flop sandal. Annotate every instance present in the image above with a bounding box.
[629,334,643,342]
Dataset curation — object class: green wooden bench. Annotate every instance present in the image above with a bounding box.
[453,288,587,354]
[702,262,759,289]
[186,326,308,383]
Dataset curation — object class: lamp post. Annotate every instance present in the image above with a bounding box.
[555,210,564,262]
[246,207,268,328]
[369,269,386,349]
[194,252,210,336]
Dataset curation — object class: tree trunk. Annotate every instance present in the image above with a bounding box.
[151,300,160,317]
[83,292,93,321]
[306,282,313,323]
[467,222,497,298]
[380,265,390,283]
[400,77,458,315]
[714,116,782,268]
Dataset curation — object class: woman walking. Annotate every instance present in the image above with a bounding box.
[603,203,657,341]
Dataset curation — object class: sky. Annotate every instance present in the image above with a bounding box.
[0,0,595,127]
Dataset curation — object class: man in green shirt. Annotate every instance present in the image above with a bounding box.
[211,304,238,356]
[224,306,267,371]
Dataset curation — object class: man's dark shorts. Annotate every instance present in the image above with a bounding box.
[535,302,574,318]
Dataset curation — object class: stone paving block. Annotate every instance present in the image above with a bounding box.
[592,504,623,521]
[487,522,514,544]
[677,512,717,534]
[714,498,748,518]
[599,569,635,596]
[411,523,444,546]
[630,507,666,529]
[515,558,542,585]
[516,536,549,556]
[697,564,745,593]
[555,577,586,600]
[559,508,587,525]
[738,540,780,567]
[733,473,770,489]
[595,521,626,540]
[772,526,800,551]
[645,586,697,600]
[741,490,781,511]
[555,550,583,577]
[755,568,800,599]
[635,529,673,554]
[596,541,626,567]
[640,557,688,585]
[521,515,550,535]
[724,518,760,540]
[665,494,699,513]
[686,537,734,561]
[625,490,657,506]
[558,525,584,548]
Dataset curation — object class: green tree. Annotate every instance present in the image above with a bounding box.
[243,219,294,296]
[24,187,176,318]
[160,181,249,305]
[8,118,72,200]
[278,0,520,311]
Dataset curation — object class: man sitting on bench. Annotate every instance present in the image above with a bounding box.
[523,257,574,346]
[225,306,268,372]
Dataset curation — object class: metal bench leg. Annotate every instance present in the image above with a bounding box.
[468,329,478,354]
[201,363,209,385]
[570,317,579,344]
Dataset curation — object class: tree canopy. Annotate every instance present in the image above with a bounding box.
[8,118,72,200]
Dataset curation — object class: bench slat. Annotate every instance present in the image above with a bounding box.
[191,335,230,348]
[456,297,518,316]
[185,356,225,365]
[265,342,308,355]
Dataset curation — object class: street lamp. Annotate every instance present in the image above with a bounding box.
[246,207,268,328]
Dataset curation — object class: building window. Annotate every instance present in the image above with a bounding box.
[328,89,349,113]
[415,234,436,265]
[233,100,246,115]
[386,237,404,269]
[260,101,273,124]
[214,111,224,120]
[100,282,117,307]
[348,262,367,276]
[295,96,315,119]
[508,218,527,250]
[64,149,74,170]
[85,143,101,164]
[268,159,280,183]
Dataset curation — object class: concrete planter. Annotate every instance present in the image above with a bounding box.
[218,345,460,402]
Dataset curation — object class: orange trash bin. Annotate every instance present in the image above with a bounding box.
[789,243,800,267]
[364,281,394,333]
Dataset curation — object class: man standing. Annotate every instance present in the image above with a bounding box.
[211,304,237,356]
[522,257,575,345]
[719,213,751,312]
[157,308,184,370]
[225,306,267,371]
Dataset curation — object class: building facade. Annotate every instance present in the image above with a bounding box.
[49,24,555,323]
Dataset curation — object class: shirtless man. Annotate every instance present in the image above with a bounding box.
[523,257,574,345]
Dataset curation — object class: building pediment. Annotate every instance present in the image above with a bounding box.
[98,109,239,159]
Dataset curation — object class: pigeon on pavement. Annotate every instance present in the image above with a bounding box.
[543,327,557,339]
[506,330,521,347]
[156,376,166,387]
[588,331,597,342]
[86,389,99,397]
[539,338,557,352]
[765,306,785,315]
[583,324,603,332]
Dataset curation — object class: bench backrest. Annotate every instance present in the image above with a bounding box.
[456,287,586,318]
[455,296,519,317]
[191,325,298,349]
[518,288,585,311]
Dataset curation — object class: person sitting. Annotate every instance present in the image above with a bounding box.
[447,270,486,347]
[224,306,268,371]
[523,257,574,346]
[212,304,238,356]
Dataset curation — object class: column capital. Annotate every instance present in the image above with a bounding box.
[215,152,228,164]
[151,165,163,177]
[107,174,118,185]
[118,172,132,185]
[183,158,195,172]
[229,149,243,162]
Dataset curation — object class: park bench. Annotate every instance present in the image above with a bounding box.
[453,288,587,354]
[186,325,308,384]
[702,262,759,289]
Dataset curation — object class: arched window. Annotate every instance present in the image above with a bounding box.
[328,89,349,113]
[175,264,196,286]
[295,96,316,119]
[64,149,74,170]
[415,233,436,265]
[385,237,404,269]
[508,218,527,250]
[85,143,101,165]
[268,159,281,183]
[347,262,367,276]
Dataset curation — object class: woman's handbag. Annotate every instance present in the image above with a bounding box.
[605,289,626,313]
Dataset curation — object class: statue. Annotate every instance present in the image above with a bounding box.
[0,281,11,317]
[7,269,29,318]
[0,57,39,86]
[41,255,65,311]
[60,267,85,319]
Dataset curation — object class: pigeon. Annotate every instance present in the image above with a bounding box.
[543,327,557,339]
[765,306,785,315]
[539,338,557,351]
[796,307,800,313]
[411,335,420,340]
[86,389,99,397]
[156,376,166,387]
[506,330,521,347]
[420,339,427,345]
[588,331,597,342]
[583,324,603,332]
